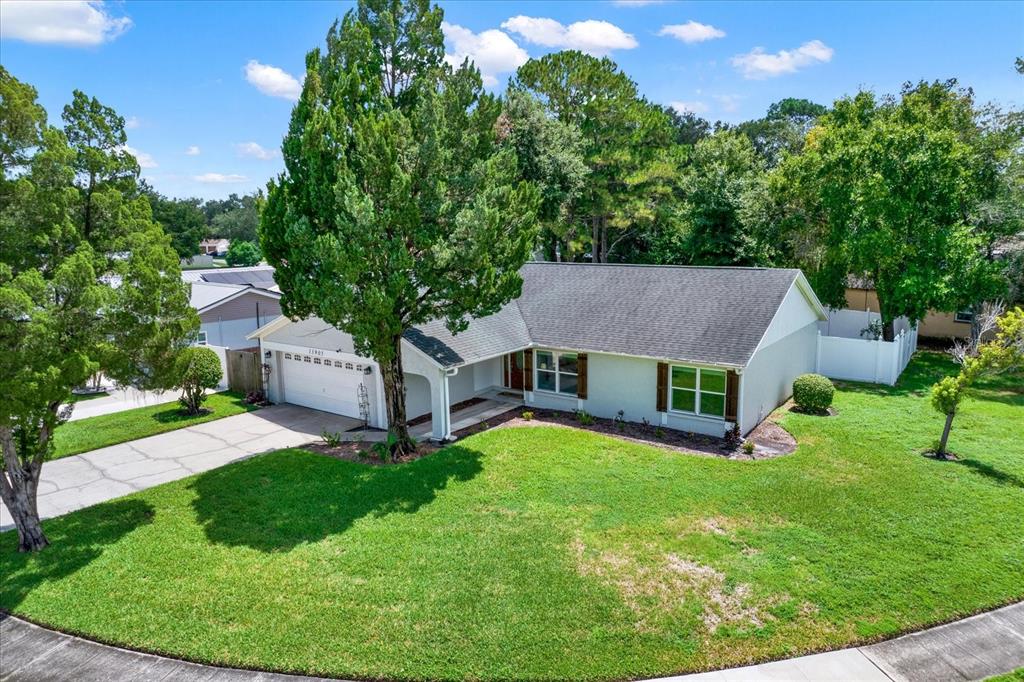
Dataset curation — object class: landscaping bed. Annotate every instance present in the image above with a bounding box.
[2,353,1021,681]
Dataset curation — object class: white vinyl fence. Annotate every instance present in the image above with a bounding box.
[815,309,918,385]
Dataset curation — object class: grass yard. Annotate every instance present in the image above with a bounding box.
[51,392,255,460]
[2,353,1022,681]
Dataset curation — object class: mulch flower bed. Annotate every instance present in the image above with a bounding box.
[305,405,797,465]
[453,407,796,460]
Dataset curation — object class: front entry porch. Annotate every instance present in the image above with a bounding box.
[409,389,522,441]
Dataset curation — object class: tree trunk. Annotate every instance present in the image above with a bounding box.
[599,216,608,264]
[0,444,49,552]
[881,316,896,342]
[591,215,600,263]
[937,411,955,458]
[378,334,414,454]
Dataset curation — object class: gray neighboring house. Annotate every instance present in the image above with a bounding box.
[249,263,827,440]
[184,266,282,349]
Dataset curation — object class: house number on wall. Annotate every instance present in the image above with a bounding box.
[307,348,324,356]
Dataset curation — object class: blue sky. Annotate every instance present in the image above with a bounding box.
[2,0,1021,200]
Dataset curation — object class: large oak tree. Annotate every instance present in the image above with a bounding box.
[260,0,539,452]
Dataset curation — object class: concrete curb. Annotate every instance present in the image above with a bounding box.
[3,603,1021,682]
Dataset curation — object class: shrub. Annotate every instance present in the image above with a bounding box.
[742,440,756,455]
[724,424,742,447]
[521,410,534,420]
[174,346,223,415]
[225,240,262,267]
[575,410,594,426]
[655,427,665,439]
[321,430,343,447]
[793,373,835,412]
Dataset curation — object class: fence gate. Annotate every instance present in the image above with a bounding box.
[226,349,263,395]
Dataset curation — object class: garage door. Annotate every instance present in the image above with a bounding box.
[280,352,368,418]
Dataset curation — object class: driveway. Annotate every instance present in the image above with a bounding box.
[0,405,362,531]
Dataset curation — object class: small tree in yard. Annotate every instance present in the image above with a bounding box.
[175,347,223,415]
[931,307,1024,457]
[0,71,196,551]
[260,0,540,454]
[225,240,262,267]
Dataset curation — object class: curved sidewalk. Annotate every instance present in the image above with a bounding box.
[2,603,1022,682]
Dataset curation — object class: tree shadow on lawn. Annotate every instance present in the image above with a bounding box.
[0,499,156,612]
[954,458,1024,489]
[188,446,484,552]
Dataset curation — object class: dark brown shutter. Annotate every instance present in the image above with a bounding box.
[656,362,668,412]
[577,353,588,399]
[725,370,739,422]
[523,349,533,391]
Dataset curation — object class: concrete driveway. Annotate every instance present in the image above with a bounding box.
[0,405,362,531]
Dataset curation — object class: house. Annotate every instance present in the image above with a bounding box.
[199,238,230,256]
[844,280,972,340]
[186,268,282,349]
[248,263,827,441]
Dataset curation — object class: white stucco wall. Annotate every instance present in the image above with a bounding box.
[739,281,823,434]
[740,324,818,434]
[473,357,501,392]
[525,351,730,438]
[405,374,432,419]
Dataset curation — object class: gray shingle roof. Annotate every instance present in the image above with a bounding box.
[403,263,805,368]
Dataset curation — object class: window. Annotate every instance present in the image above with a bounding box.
[334,361,344,368]
[313,357,322,365]
[284,353,292,360]
[194,330,208,346]
[536,350,578,396]
[670,366,726,418]
[303,356,311,363]
[345,362,354,370]
[954,310,974,324]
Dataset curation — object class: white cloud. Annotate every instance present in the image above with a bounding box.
[119,145,156,169]
[244,60,302,100]
[611,0,667,6]
[658,21,726,44]
[185,145,201,156]
[713,94,741,112]
[501,16,638,57]
[194,173,247,184]
[442,21,528,88]
[125,116,141,129]
[731,40,834,79]
[0,0,131,47]
[670,101,709,115]
[235,142,279,160]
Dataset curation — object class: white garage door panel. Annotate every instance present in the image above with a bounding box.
[281,354,366,417]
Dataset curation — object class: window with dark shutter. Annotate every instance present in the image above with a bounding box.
[656,362,668,412]
[577,353,588,399]
[523,349,533,391]
[725,370,739,422]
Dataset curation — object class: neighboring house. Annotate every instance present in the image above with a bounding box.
[199,238,230,256]
[844,282,972,340]
[189,278,282,349]
[249,263,827,441]
[183,264,279,291]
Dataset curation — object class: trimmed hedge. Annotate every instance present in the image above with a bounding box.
[793,373,835,412]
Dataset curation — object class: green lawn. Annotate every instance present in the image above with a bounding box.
[51,392,255,460]
[3,354,1022,681]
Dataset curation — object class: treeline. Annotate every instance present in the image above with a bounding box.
[502,52,1023,339]
[144,186,260,260]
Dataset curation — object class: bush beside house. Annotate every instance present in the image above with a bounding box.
[793,373,835,413]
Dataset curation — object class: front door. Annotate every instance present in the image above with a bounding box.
[504,351,525,391]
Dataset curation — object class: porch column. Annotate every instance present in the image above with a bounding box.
[428,369,448,442]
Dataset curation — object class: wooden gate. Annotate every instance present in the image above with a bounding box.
[226,349,263,395]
